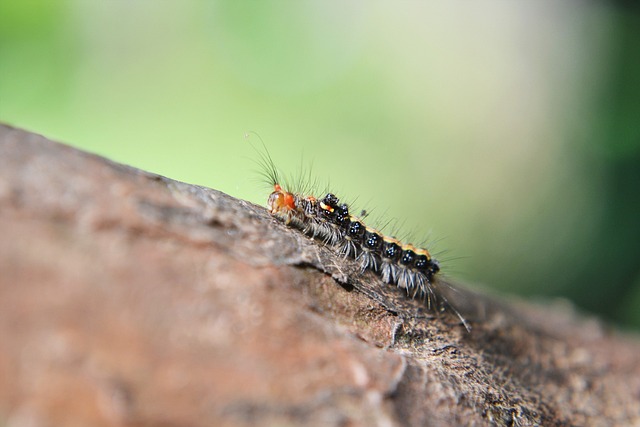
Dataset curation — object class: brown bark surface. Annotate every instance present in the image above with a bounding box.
[1,123,639,427]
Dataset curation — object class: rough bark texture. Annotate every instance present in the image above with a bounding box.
[0,123,639,427]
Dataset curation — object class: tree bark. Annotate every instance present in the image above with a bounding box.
[1,123,638,427]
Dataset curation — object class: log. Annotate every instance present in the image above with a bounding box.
[0,123,638,427]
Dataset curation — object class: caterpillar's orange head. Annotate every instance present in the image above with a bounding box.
[267,184,296,214]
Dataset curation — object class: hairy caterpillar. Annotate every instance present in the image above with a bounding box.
[255,143,470,331]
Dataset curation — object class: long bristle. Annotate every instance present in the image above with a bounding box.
[246,132,281,187]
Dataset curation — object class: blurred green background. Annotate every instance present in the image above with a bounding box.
[1,1,639,330]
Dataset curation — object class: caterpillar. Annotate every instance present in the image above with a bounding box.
[255,143,470,332]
